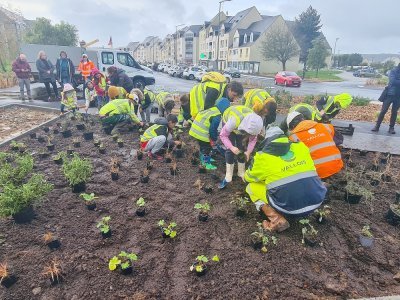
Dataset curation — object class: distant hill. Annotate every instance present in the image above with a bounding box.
[362,53,400,63]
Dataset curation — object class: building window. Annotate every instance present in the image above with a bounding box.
[246,48,249,57]
[250,33,253,43]
[240,49,242,58]
[244,34,247,44]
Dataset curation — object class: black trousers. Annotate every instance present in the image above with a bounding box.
[225,132,246,164]
[376,95,400,128]
[198,141,212,156]
[44,81,59,98]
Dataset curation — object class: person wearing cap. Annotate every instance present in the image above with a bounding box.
[78,54,95,98]
[107,66,134,95]
[219,105,264,189]
[287,111,343,179]
[156,92,175,117]
[140,114,181,160]
[60,83,77,114]
[56,51,75,89]
[243,88,277,127]
[99,88,143,135]
[244,127,326,232]
[189,98,231,170]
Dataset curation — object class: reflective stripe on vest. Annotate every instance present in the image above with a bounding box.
[189,107,220,142]
[141,124,163,142]
[324,96,340,116]
[313,153,342,165]
[156,92,171,107]
[308,141,336,152]
[322,123,333,134]
[267,196,322,215]
[267,170,318,189]
[290,103,321,121]
[222,106,253,128]
[190,82,226,117]
[144,90,156,102]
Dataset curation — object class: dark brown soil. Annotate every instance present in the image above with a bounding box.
[1,116,400,300]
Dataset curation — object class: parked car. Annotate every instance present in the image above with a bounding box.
[164,65,173,74]
[158,63,168,72]
[274,71,302,87]
[183,66,203,80]
[353,69,382,78]
[224,67,241,78]
[168,66,183,77]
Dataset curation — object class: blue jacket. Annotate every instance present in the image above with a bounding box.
[209,98,230,141]
[388,66,400,97]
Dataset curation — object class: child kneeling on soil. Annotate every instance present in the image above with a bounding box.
[140,114,180,160]
[60,83,78,114]
[84,81,97,112]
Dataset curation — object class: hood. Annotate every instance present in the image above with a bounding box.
[216,98,230,114]
[238,113,263,135]
[260,127,291,156]
[291,120,317,134]
[63,83,74,92]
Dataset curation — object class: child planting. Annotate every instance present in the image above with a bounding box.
[60,83,78,115]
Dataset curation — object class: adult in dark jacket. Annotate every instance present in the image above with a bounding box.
[372,63,400,134]
[12,54,32,101]
[56,51,75,88]
[107,66,134,94]
[36,51,59,101]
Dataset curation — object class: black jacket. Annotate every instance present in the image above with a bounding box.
[388,66,400,97]
[36,59,56,83]
[109,69,133,93]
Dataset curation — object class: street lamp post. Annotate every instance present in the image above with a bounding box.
[332,37,339,68]
[175,24,185,65]
[216,0,231,71]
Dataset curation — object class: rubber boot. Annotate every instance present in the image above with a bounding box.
[219,163,234,189]
[237,162,246,180]
[260,204,290,233]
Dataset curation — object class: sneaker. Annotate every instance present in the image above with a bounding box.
[148,152,163,161]
[218,179,229,189]
[371,126,379,132]
[389,128,396,134]
[204,163,217,170]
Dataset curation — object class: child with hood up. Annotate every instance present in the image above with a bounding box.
[60,83,78,114]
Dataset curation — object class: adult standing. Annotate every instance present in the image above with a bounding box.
[36,51,59,101]
[56,51,75,89]
[107,66,134,94]
[372,63,400,134]
[78,54,95,97]
[12,54,32,101]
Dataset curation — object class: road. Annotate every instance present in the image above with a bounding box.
[149,71,383,100]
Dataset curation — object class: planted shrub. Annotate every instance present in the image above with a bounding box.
[158,219,177,238]
[62,154,93,193]
[109,251,138,275]
[52,151,67,165]
[299,219,318,247]
[136,197,146,216]
[314,205,331,224]
[97,216,111,238]
[42,260,63,285]
[250,222,278,252]
[43,232,61,250]
[189,255,220,276]
[359,225,374,248]
[80,193,98,210]
[194,202,211,222]
[230,196,250,217]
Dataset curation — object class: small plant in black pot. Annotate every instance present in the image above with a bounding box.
[165,151,172,163]
[66,146,74,156]
[60,122,72,138]
[158,219,177,238]
[109,251,138,275]
[42,260,63,285]
[140,168,150,183]
[80,192,97,210]
[137,150,143,160]
[135,197,146,216]
[97,216,112,238]
[230,195,250,217]
[94,139,101,148]
[0,263,17,288]
[345,181,373,204]
[174,142,184,158]
[10,141,24,152]
[73,138,81,148]
[117,138,124,148]
[359,225,374,248]
[299,219,318,247]
[194,202,211,222]
[111,165,119,180]
[385,201,400,226]
[250,222,278,252]
[76,123,85,131]
[314,205,331,224]
[99,143,106,154]
[52,152,65,165]
[202,184,213,194]
[43,232,61,250]
[29,132,37,139]
[62,154,93,193]
[112,134,119,142]
[146,157,153,170]
[52,126,59,134]
[83,122,94,140]
[42,126,50,133]
[37,135,45,143]
[38,148,49,159]
[190,255,220,277]
[198,164,206,173]
[46,135,55,151]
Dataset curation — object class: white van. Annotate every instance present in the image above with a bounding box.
[21,44,155,89]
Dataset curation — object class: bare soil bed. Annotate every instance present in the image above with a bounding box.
[0,106,58,142]
[0,115,399,300]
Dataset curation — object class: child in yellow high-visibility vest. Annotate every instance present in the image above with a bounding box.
[60,83,77,114]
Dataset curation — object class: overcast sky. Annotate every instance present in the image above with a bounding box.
[2,0,399,54]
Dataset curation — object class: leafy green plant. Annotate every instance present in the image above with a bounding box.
[97,216,111,234]
[346,180,374,201]
[272,89,292,109]
[158,219,177,238]
[136,197,145,207]
[230,196,250,210]
[62,154,93,185]
[10,141,25,150]
[53,151,67,161]
[315,205,331,222]
[194,202,211,214]
[0,153,34,185]
[361,225,373,238]
[109,251,138,271]
[250,222,278,253]
[189,255,220,273]
[80,193,97,203]
[299,219,318,244]
[351,96,370,106]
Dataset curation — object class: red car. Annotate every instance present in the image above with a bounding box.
[274,71,302,87]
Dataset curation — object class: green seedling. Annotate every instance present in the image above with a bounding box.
[194,202,211,215]
[97,216,111,234]
[250,222,278,253]
[315,205,331,222]
[299,219,318,244]
[189,255,220,273]
[109,251,138,271]
[158,219,177,238]
[80,193,98,203]
[136,197,145,207]
[230,196,250,210]
[361,225,373,238]
[53,151,67,161]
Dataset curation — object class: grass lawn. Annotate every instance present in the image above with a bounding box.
[299,69,343,82]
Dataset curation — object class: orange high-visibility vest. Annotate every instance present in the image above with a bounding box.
[289,120,343,179]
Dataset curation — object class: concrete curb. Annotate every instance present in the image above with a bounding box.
[0,104,63,148]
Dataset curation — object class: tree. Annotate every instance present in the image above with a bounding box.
[307,38,329,76]
[294,6,322,75]
[261,27,299,71]
[24,18,78,46]
[347,53,363,69]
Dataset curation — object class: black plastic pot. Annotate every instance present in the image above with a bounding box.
[72,182,86,193]
[358,150,368,156]
[370,179,379,186]
[94,141,101,147]
[43,126,50,133]
[140,176,149,183]
[315,215,326,224]
[111,172,119,181]
[380,158,388,164]
[192,263,207,277]
[136,207,146,217]
[146,162,153,171]
[198,213,209,222]
[56,122,62,127]
[39,152,49,159]
[165,157,172,163]
[381,174,392,182]
[86,202,96,211]
[344,192,362,204]
[103,126,112,135]
[370,164,380,172]
[12,205,35,224]
[83,132,93,140]
[73,142,81,148]
[304,235,318,247]
[53,128,59,134]
[198,166,206,173]
[236,209,246,217]
[47,239,61,250]
[202,186,213,194]
[170,168,178,176]
[99,148,106,154]
[30,132,36,139]
[1,275,18,288]
[121,266,133,275]
[174,149,184,158]
[53,158,63,165]
[50,276,62,286]
[137,152,143,160]
[47,144,55,151]
[38,136,45,143]
[61,130,72,138]
[252,239,263,250]
[67,149,74,155]
[76,124,85,130]
[118,142,124,148]
[11,145,19,151]
[101,230,112,238]
[18,146,26,153]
